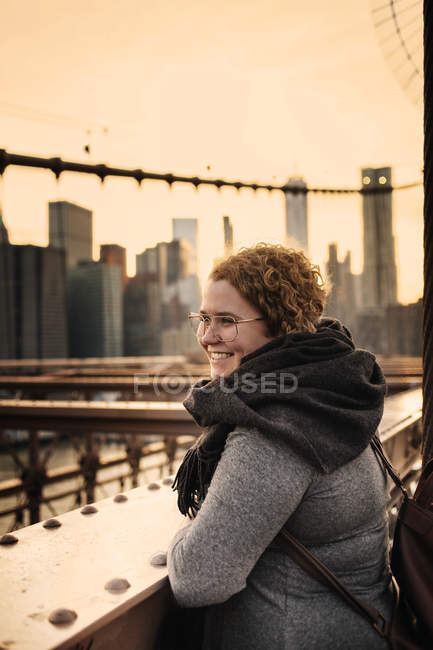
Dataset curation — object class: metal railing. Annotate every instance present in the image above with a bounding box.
[0,387,422,650]
[0,400,200,530]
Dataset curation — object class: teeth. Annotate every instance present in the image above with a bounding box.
[210,352,232,360]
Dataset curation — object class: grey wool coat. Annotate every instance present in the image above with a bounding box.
[167,426,394,649]
[167,321,394,649]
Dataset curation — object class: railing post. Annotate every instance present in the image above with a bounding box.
[126,435,142,488]
[80,432,100,503]
[423,0,433,464]
[22,430,46,524]
[164,436,177,475]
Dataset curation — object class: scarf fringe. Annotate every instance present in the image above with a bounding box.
[172,428,226,517]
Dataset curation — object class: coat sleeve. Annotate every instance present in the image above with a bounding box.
[167,426,317,607]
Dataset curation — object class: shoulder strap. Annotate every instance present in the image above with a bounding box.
[370,433,408,497]
[276,527,390,638]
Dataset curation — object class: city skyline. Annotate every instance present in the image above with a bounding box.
[0,0,423,304]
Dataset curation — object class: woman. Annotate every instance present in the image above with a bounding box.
[167,243,393,649]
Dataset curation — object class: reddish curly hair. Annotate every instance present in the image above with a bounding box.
[209,243,327,336]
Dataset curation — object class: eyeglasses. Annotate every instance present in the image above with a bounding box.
[188,312,264,342]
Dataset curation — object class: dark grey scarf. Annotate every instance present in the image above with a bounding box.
[172,318,386,517]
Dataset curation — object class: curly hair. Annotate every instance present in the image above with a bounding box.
[209,243,327,336]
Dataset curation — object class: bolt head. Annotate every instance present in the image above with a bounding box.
[48,608,77,625]
[150,552,167,566]
[104,577,131,593]
[43,518,62,529]
[80,505,98,515]
[0,534,18,545]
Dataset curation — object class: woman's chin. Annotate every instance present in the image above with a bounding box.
[210,363,232,379]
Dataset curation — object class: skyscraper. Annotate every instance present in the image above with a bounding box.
[223,215,234,257]
[124,272,161,355]
[0,214,16,358]
[68,262,123,357]
[49,200,93,269]
[11,245,68,358]
[325,243,358,334]
[100,244,127,288]
[136,239,191,289]
[284,178,308,253]
[172,218,198,273]
[361,166,398,310]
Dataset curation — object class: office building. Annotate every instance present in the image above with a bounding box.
[124,272,161,355]
[136,239,190,289]
[361,167,398,310]
[0,215,16,358]
[284,178,308,253]
[49,200,93,269]
[172,218,198,273]
[223,215,234,257]
[100,244,127,288]
[136,228,202,355]
[386,299,422,356]
[11,244,68,358]
[325,243,358,333]
[68,262,122,357]
[161,322,198,356]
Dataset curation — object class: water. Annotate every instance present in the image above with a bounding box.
[0,435,178,534]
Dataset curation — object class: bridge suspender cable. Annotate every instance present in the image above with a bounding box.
[423,0,433,465]
[0,149,421,195]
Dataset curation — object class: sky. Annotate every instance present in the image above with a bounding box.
[0,0,424,304]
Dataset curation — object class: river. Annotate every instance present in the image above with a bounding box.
[0,435,176,535]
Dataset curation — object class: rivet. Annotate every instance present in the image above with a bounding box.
[48,608,77,625]
[162,477,173,486]
[81,505,98,515]
[0,533,18,545]
[113,494,128,503]
[147,483,160,491]
[150,552,167,566]
[104,577,131,593]
[43,518,62,529]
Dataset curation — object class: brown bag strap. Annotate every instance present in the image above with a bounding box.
[276,527,390,639]
[371,434,408,497]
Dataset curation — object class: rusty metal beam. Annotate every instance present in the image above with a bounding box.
[0,399,201,435]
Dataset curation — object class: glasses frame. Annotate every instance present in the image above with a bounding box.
[188,312,264,342]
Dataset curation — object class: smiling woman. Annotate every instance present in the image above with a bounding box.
[188,305,268,378]
[166,242,393,649]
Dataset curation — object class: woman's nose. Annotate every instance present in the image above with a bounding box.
[200,324,219,344]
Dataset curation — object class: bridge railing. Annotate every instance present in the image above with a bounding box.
[0,399,201,532]
[0,387,422,649]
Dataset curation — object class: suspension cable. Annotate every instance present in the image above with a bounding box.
[0,149,421,195]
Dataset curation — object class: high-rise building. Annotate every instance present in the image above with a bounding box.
[284,178,308,253]
[100,244,127,288]
[11,245,68,358]
[0,211,9,245]
[124,272,161,355]
[136,230,202,356]
[136,242,168,288]
[386,299,422,356]
[0,215,16,358]
[68,262,122,357]
[324,243,358,334]
[136,239,190,289]
[167,239,191,283]
[361,166,398,310]
[49,200,93,269]
[223,215,234,257]
[172,218,198,273]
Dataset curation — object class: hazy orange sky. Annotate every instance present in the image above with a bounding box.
[0,0,423,303]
